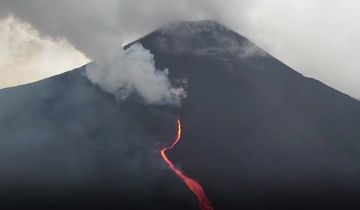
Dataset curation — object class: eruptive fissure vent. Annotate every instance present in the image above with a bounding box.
[160,118,214,210]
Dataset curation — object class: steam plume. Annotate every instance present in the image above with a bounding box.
[86,43,184,105]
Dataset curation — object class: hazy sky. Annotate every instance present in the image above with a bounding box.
[0,17,89,88]
[0,0,359,98]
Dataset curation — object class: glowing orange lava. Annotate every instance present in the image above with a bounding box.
[161,119,214,210]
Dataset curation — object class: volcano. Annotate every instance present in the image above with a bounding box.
[1,20,360,210]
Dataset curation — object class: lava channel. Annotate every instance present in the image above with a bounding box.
[160,118,214,210]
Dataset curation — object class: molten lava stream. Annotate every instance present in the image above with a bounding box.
[160,119,214,210]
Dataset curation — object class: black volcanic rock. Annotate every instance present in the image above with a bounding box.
[1,20,360,210]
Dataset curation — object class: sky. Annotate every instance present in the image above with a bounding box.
[0,16,89,88]
[0,0,359,98]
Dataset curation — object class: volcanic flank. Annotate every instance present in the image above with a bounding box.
[1,20,360,210]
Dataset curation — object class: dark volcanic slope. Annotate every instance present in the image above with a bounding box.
[1,20,360,210]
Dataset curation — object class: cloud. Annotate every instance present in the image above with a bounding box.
[0,0,360,98]
[0,16,88,89]
[86,43,185,105]
[0,0,252,61]
[235,0,360,99]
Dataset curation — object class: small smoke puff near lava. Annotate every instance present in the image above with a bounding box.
[85,43,186,105]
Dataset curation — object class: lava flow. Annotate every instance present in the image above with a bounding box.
[160,118,214,210]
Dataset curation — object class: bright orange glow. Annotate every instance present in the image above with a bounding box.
[161,119,214,210]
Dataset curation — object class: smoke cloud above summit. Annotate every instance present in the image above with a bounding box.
[0,0,360,98]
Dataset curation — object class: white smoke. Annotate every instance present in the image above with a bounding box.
[238,41,267,59]
[86,43,185,105]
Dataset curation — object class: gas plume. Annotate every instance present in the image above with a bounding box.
[86,43,184,105]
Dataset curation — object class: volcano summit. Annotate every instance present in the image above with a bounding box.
[1,21,360,210]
